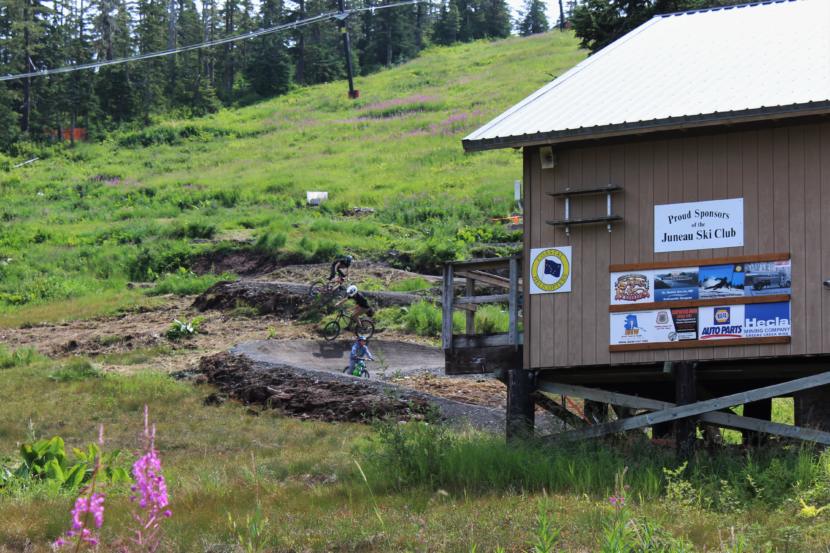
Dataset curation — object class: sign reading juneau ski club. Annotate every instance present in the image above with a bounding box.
[529,246,572,294]
[654,198,744,253]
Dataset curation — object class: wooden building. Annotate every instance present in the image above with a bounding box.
[458,0,830,447]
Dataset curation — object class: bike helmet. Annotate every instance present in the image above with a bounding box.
[357,335,367,342]
[347,285,358,297]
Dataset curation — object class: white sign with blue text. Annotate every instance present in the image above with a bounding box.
[654,198,744,253]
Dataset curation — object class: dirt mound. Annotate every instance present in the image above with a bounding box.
[192,279,426,316]
[191,249,279,276]
[197,352,436,423]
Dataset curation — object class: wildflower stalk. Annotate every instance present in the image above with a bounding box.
[129,405,172,552]
[54,425,106,551]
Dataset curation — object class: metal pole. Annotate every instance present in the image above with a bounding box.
[336,0,358,99]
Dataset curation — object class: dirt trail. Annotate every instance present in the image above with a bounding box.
[232,339,445,376]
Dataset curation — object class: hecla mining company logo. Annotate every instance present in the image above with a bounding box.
[701,306,742,339]
[531,248,570,292]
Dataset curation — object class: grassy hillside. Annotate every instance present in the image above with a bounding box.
[0,32,585,324]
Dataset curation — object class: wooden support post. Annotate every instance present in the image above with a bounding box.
[535,391,587,429]
[584,400,609,424]
[508,257,519,348]
[554,370,830,441]
[507,369,535,441]
[795,384,830,431]
[537,380,830,445]
[743,399,772,447]
[675,362,697,459]
[465,278,475,335]
[441,263,454,351]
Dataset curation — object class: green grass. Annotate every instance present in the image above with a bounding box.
[0,31,585,321]
[2,353,830,551]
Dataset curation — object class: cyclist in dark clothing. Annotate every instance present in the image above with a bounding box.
[334,285,375,323]
[328,254,353,282]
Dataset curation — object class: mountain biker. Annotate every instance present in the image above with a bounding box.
[328,254,354,284]
[349,335,374,375]
[334,285,374,323]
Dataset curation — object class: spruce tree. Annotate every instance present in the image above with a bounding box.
[245,0,292,98]
[432,0,460,45]
[518,0,548,36]
[482,0,510,38]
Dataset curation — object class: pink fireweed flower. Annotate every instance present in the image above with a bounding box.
[53,493,105,549]
[130,447,171,518]
[609,495,626,508]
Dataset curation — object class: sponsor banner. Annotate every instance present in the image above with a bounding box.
[610,258,790,306]
[529,246,572,294]
[743,302,791,338]
[654,198,744,253]
[610,271,655,305]
[698,263,745,299]
[744,260,792,297]
[610,302,791,347]
[654,268,699,302]
[609,308,699,346]
[698,305,745,340]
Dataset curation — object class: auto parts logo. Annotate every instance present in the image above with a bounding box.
[714,307,731,325]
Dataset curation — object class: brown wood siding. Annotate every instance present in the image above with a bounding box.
[525,121,830,370]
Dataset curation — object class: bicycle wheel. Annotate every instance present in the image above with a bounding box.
[355,319,375,340]
[322,321,341,341]
[359,368,370,378]
[308,281,326,299]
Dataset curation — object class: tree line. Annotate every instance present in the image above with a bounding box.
[0,0,559,150]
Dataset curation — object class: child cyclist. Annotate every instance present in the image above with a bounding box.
[348,335,374,376]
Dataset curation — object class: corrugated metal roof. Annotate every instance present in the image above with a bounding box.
[463,0,830,152]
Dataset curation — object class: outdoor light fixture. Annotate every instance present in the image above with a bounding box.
[540,146,556,169]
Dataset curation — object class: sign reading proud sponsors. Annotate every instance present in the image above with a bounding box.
[529,246,572,294]
[654,198,744,253]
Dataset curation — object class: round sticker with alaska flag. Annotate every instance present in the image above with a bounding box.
[529,246,572,294]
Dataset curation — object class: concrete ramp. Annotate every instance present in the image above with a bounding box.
[231,339,444,375]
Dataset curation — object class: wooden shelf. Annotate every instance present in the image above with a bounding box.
[547,215,623,226]
[608,294,790,313]
[609,336,790,353]
[548,185,622,198]
[609,252,790,272]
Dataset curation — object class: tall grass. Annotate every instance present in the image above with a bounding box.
[361,421,830,512]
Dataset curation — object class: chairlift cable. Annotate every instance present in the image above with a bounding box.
[0,0,424,83]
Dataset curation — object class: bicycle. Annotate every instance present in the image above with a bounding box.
[322,309,375,341]
[342,358,371,378]
[308,276,346,300]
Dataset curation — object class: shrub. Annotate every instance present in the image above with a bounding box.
[475,305,510,334]
[166,317,203,340]
[403,301,443,336]
[389,277,433,292]
[50,358,101,382]
[254,228,287,255]
[127,243,194,281]
[149,269,234,296]
[0,346,40,369]
[167,221,217,240]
